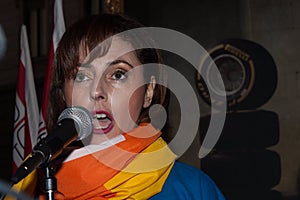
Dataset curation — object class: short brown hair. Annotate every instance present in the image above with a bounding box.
[47,14,168,133]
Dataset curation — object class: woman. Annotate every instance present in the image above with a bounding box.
[11,14,225,200]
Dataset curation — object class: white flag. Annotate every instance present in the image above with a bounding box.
[38,0,66,140]
[12,25,39,173]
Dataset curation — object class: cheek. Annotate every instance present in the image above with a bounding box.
[128,87,146,120]
[112,87,145,125]
[64,80,91,107]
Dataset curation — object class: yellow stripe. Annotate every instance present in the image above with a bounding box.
[104,138,176,199]
[4,170,37,200]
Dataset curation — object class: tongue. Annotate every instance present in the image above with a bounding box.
[93,118,111,129]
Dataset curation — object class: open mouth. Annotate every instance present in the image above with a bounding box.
[92,111,113,134]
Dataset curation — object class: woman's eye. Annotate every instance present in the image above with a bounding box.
[112,70,127,81]
[75,72,90,82]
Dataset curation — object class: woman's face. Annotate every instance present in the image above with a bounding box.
[63,38,155,144]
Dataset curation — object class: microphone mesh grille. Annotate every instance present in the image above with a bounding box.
[58,106,92,140]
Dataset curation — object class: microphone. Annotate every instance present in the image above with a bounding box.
[11,106,93,184]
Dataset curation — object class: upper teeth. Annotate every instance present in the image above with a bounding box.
[94,113,107,119]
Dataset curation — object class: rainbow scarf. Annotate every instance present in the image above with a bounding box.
[8,124,176,199]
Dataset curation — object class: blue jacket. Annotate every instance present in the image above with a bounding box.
[150,162,225,200]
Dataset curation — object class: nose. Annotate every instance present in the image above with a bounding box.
[90,78,107,101]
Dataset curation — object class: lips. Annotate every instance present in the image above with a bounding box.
[91,110,113,134]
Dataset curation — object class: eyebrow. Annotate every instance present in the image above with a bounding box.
[109,59,134,68]
[78,59,135,70]
[77,62,88,68]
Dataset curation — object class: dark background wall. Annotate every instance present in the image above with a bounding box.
[0,0,299,197]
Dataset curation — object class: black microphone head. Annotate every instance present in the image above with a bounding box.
[58,106,92,140]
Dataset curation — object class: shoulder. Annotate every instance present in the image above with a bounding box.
[150,162,225,200]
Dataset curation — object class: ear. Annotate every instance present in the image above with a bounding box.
[62,93,66,102]
[61,86,66,102]
[143,76,156,108]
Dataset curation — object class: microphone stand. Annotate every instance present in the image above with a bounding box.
[43,165,57,200]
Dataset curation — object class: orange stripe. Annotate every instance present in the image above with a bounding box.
[52,124,160,199]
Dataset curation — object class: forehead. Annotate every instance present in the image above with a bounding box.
[109,37,135,56]
[81,37,138,65]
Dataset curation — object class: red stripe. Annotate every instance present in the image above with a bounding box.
[19,54,33,156]
[12,161,18,175]
[41,41,54,121]
[38,126,47,133]
[13,117,25,132]
[17,59,26,105]
[24,111,32,156]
